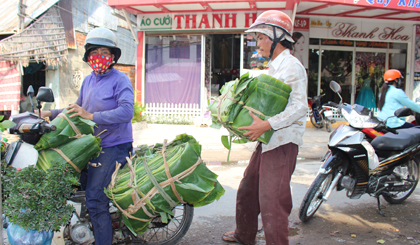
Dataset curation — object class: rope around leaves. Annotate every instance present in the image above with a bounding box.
[108,141,202,222]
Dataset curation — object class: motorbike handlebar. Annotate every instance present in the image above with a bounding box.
[322,102,339,108]
[42,123,57,133]
[17,121,56,134]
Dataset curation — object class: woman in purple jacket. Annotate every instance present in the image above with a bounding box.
[43,28,134,245]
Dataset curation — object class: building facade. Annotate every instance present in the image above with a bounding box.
[108,0,420,121]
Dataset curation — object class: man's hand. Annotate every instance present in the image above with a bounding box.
[238,111,272,141]
[67,104,93,120]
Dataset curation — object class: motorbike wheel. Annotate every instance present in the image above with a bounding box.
[325,121,332,133]
[383,159,419,204]
[299,172,334,222]
[310,114,324,129]
[135,203,194,245]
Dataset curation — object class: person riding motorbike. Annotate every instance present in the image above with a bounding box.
[39,27,134,245]
[377,69,420,129]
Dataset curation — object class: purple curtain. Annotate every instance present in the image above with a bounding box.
[145,35,201,105]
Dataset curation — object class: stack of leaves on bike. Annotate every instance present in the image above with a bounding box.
[105,134,225,235]
[36,134,101,176]
[34,108,96,151]
[34,109,101,175]
[209,72,291,144]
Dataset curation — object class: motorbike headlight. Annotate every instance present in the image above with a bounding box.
[343,109,378,128]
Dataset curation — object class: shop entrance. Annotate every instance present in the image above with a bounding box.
[308,40,407,111]
[207,34,241,97]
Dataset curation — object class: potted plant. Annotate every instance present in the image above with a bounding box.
[132,100,148,131]
[0,115,15,133]
[1,162,78,245]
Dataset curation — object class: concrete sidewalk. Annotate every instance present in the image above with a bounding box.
[133,123,335,163]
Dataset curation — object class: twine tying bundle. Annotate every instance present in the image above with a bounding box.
[108,140,202,222]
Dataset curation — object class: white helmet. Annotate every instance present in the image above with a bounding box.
[83,28,121,63]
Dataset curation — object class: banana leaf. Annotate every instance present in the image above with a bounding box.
[209,73,291,144]
[35,109,96,151]
[257,73,292,94]
[36,134,102,176]
[105,134,225,235]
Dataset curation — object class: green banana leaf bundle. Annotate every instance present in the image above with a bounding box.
[36,134,102,176]
[105,134,225,235]
[209,73,291,144]
[34,109,96,151]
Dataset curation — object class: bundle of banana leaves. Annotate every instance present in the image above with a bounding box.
[36,134,102,176]
[105,134,225,235]
[35,109,96,151]
[209,73,291,145]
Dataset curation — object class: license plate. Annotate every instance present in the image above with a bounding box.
[324,110,333,117]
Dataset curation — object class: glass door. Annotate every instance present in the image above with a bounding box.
[354,52,386,112]
[320,50,353,104]
[144,35,202,105]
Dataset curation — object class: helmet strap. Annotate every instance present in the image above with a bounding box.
[269,27,286,59]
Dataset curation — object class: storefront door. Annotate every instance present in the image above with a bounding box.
[354,52,386,112]
[319,50,353,105]
[309,40,407,111]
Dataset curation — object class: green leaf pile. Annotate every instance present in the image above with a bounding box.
[209,72,291,145]
[34,108,96,151]
[34,109,101,176]
[2,163,79,232]
[105,134,225,235]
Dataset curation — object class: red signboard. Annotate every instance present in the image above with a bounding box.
[316,0,420,12]
[294,17,309,31]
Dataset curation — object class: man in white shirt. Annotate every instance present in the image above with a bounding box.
[223,10,308,245]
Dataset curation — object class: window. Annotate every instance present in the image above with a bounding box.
[169,40,190,59]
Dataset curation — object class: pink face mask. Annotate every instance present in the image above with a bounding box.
[87,54,113,73]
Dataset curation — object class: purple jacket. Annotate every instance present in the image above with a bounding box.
[51,68,134,148]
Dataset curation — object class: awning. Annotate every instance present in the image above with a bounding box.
[108,0,420,21]
[0,0,60,34]
[0,6,68,67]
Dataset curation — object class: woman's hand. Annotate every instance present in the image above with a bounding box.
[238,111,272,141]
[67,104,93,120]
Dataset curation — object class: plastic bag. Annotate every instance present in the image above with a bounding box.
[7,223,53,245]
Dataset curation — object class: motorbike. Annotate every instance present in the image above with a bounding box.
[308,94,336,132]
[4,85,194,244]
[299,80,420,222]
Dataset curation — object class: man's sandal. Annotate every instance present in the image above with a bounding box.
[222,231,242,244]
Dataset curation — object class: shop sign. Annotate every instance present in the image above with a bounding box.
[342,0,420,11]
[138,14,173,30]
[138,12,261,30]
[294,17,309,31]
[310,19,411,42]
[321,39,354,46]
[356,41,388,48]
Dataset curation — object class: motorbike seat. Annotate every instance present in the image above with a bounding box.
[371,127,420,151]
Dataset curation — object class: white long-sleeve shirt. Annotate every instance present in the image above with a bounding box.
[262,49,308,153]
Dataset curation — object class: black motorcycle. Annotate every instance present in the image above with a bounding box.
[4,86,194,244]
[299,81,420,222]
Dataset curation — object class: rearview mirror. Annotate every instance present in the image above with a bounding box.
[329,80,341,93]
[27,85,35,97]
[36,87,54,103]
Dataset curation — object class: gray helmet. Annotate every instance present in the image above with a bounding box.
[83,28,121,63]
